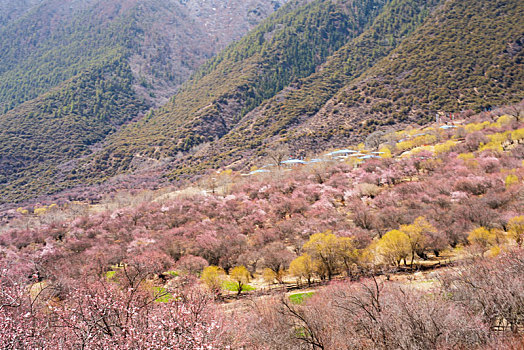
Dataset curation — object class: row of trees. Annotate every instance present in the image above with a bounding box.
[1,230,523,348]
[199,213,524,296]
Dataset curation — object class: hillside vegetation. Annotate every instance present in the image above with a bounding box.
[1,110,523,348]
[0,0,288,203]
[0,0,42,27]
[294,0,524,140]
[90,0,390,178]
[84,0,524,191]
[0,0,522,205]
[0,0,136,113]
[0,58,146,200]
[0,0,286,113]
[169,0,441,176]
[177,0,524,178]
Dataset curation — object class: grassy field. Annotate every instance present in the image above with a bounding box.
[289,292,314,304]
[222,281,256,293]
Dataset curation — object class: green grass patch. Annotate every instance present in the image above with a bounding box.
[222,281,256,292]
[289,292,314,304]
[106,264,125,280]
[153,287,174,303]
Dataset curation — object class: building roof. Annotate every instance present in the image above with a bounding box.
[359,155,381,160]
[248,169,271,175]
[328,149,357,156]
[281,159,307,165]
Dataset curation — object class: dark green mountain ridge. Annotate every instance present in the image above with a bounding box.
[1,0,523,204]
[234,0,524,160]
[173,0,442,174]
[0,0,288,203]
[114,0,522,180]
[0,0,43,27]
[291,0,524,149]
[86,0,393,177]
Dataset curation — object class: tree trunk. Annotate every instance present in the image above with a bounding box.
[237,282,243,296]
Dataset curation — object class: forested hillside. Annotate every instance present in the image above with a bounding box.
[85,0,392,178]
[1,0,522,204]
[292,0,524,146]
[0,0,42,27]
[0,58,146,200]
[169,0,441,176]
[179,0,524,177]
[89,0,524,186]
[0,0,134,113]
[0,0,286,113]
[0,0,287,203]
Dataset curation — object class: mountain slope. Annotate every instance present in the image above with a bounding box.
[290,0,524,149]
[0,0,287,203]
[174,0,441,174]
[87,0,391,177]
[0,0,43,27]
[2,0,523,203]
[0,0,134,113]
[156,0,523,177]
[0,57,146,199]
[0,0,286,113]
